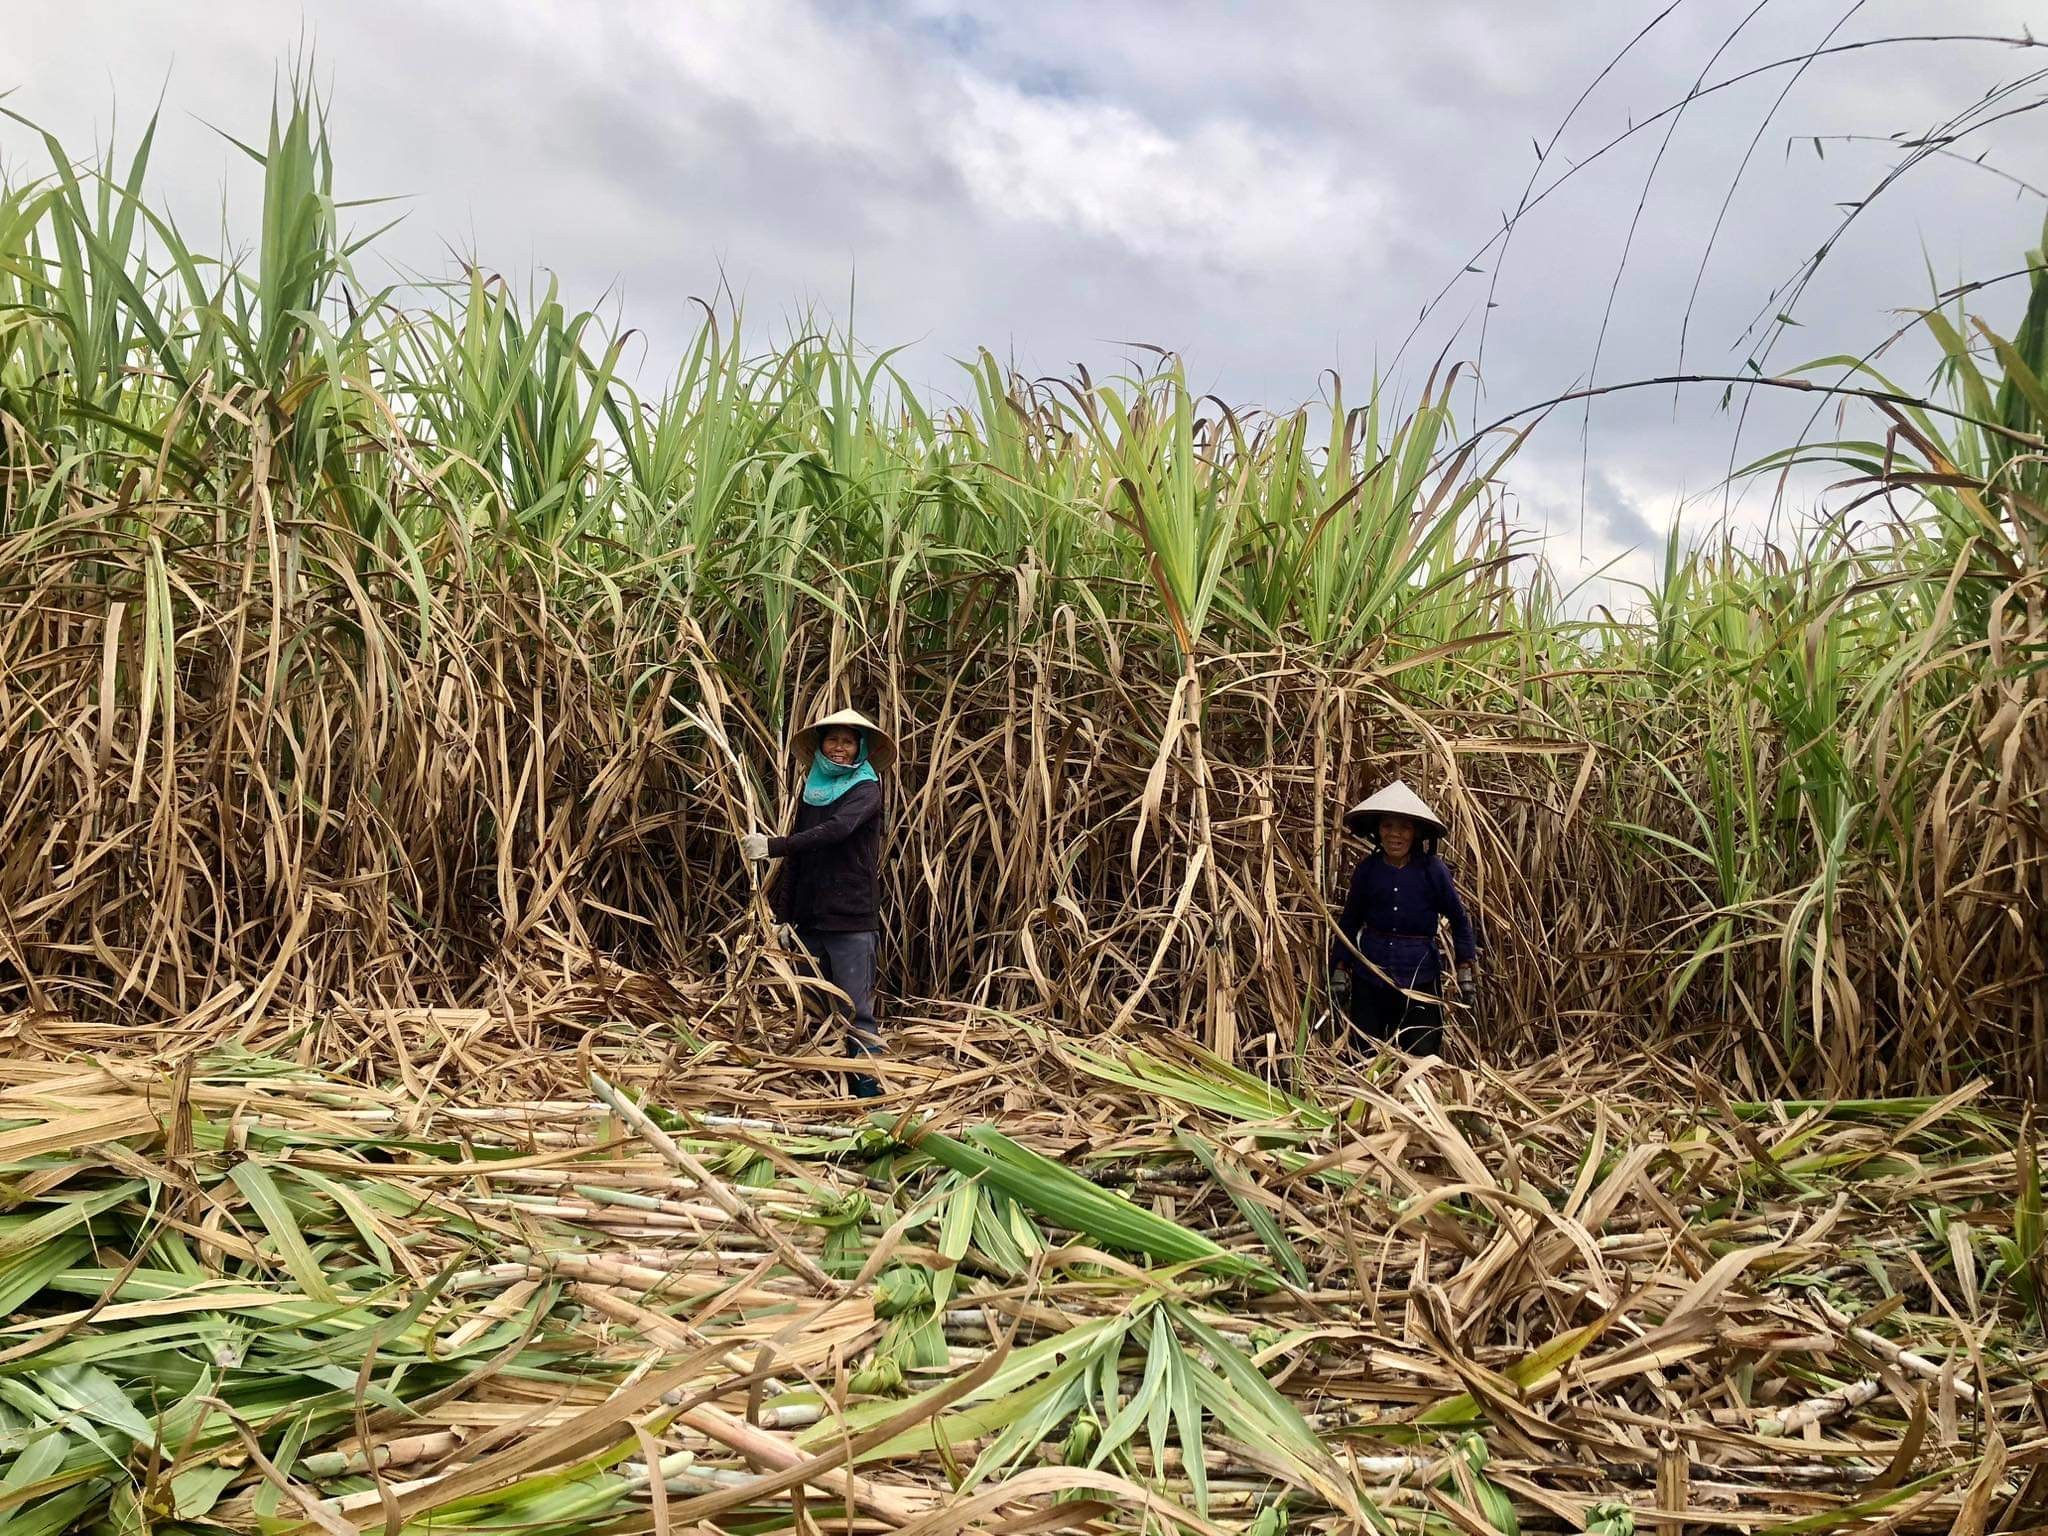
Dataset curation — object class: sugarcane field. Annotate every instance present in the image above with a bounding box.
[2,9,2046,1535]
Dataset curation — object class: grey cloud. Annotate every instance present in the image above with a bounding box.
[1587,470,1662,553]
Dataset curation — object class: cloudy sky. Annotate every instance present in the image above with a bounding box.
[8,1,2046,601]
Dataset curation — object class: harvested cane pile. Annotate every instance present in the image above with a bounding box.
[4,1004,2044,1534]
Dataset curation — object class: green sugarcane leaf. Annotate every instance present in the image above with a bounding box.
[971,1189,1035,1276]
[0,1231,95,1318]
[809,1316,1127,1460]
[1179,1132,1310,1286]
[41,1363,160,1445]
[0,1480,108,1536]
[1065,1043,1277,1119]
[1754,1464,1961,1535]
[150,1363,216,1453]
[0,1183,143,1263]
[902,1119,1266,1279]
[964,1363,1090,1490]
[1415,1312,1615,1426]
[287,1164,395,1271]
[2008,1121,2047,1332]
[167,1461,239,1519]
[1184,1349,1370,1526]
[0,1429,73,1528]
[1145,1320,1175,1495]
[1175,1311,1324,1465]
[1448,1433,1519,1536]
[0,1378,124,1472]
[934,1179,977,1310]
[1092,1305,1169,1474]
[1165,1322,1210,1514]
[228,1162,337,1302]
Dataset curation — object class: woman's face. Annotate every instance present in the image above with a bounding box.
[1378,815,1416,860]
[821,727,862,767]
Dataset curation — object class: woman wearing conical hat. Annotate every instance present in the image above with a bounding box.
[740,708,894,1098]
[1327,780,1479,1058]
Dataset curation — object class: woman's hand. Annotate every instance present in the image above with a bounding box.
[740,832,771,862]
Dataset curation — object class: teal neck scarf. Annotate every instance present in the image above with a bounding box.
[802,738,880,806]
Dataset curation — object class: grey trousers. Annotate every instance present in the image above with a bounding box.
[798,928,880,1056]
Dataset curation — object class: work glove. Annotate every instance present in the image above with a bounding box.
[1455,965,1481,1029]
[1327,966,1351,1012]
[740,832,771,862]
[773,922,800,950]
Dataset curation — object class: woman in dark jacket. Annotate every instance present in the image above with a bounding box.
[740,708,891,1098]
[1328,780,1479,1058]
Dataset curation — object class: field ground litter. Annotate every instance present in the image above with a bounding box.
[3,997,2043,1532]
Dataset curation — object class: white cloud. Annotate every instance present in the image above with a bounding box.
[1495,452,1676,611]
[516,3,1392,282]
[944,76,1386,276]
[616,1,922,163]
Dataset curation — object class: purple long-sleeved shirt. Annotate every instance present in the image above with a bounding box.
[1330,852,1478,983]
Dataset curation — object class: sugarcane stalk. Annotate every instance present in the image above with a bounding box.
[1758,1376,1884,1436]
[591,1070,837,1292]
[301,1430,464,1480]
[672,1401,925,1525]
[678,695,782,938]
[324,1470,460,1514]
[754,1397,826,1430]
[570,1281,789,1395]
[1809,1295,1979,1403]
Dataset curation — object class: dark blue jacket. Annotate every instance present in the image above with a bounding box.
[767,781,883,932]
[1330,852,1478,989]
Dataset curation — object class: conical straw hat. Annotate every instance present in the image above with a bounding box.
[1343,779,1446,840]
[791,707,897,772]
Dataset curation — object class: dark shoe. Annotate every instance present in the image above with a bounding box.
[850,1072,883,1100]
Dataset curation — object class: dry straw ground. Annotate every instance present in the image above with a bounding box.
[1,1002,2044,1532]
